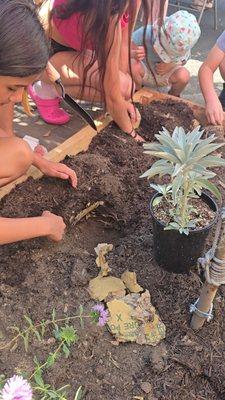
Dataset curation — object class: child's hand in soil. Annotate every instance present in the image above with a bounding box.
[34,157,77,188]
[127,105,144,142]
[155,62,176,75]
[205,97,224,125]
[129,130,145,142]
[42,211,66,241]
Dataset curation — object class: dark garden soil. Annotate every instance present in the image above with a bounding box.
[1,100,225,400]
[153,197,216,229]
[136,99,197,142]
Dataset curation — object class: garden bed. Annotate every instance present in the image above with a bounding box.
[1,90,225,399]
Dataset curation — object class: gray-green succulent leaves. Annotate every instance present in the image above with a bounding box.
[141,126,225,235]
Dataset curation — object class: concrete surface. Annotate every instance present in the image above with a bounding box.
[13,1,225,149]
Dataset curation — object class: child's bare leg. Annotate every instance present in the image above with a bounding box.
[168,67,190,97]
[0,137,33,187]
[131,60,145,88]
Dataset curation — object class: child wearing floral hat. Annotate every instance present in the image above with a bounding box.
[132,10,201,97]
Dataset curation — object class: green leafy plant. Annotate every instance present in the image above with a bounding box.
[1,304,108,400]
[141,126,225,234]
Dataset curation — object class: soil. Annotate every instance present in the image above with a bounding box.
[1,100,225,400]
[153,196,216,229]
[136,99,197,142]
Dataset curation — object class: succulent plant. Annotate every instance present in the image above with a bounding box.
[141,126,225,234]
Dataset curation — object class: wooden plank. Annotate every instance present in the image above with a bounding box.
[0,114,112,199]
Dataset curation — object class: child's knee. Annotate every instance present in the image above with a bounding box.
[172,67,190,85]
[13,138,33,175]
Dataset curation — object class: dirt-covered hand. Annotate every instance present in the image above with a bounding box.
[42,211,66,241]
[127,104,144,142]
[205,98,224,125]
[129,130,145,142]
[36,158,78,188]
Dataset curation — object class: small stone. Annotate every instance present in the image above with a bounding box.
[141,382,152,394]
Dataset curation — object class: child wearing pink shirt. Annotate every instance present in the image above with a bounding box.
[30,0,142,139]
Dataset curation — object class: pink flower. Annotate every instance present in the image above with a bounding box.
[92,304,109,326]
[1,375,32,400]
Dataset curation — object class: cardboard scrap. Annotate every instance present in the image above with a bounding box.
[107,291,166,346]
[121,270,143,293]
[95,243,113,277]
[70,201,104,225]
[88,276,126,301]
[88,242,166,345]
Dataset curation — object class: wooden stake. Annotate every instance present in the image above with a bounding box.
[191,220,225,330]
[190,283,217,330]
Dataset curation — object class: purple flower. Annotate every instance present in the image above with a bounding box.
[1,375,32,400]
[92,304,109,326]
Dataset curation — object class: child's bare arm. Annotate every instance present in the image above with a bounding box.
[199,45,225,125]
[0,212,66,245]
[0,103,14,136]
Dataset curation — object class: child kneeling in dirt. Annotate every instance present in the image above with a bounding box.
[132,10,201,97]
[0,0,77,245]
[199,30,225,125]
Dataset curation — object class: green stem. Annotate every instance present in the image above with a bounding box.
[29,341,64,380]
[180,176,190,227]
[1,315,89,351]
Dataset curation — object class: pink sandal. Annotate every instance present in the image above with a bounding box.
[28,85,70,125]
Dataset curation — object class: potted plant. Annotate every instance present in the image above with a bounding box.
[141,126,225,274]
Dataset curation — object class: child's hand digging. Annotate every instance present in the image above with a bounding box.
[128,105,144,142]
[42,211,66,242]
[205,97,224,125]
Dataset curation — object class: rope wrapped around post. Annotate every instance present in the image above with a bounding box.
[190,207,225,330]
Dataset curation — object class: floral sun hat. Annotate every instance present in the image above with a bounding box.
[153,10,201,64]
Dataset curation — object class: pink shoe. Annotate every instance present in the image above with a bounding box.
[28,85,70,125]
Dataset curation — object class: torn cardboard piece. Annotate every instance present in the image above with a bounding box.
[88,242,166,345]
[107,291,166,346]
[95,243,113,277]
[88,276,126,301]
[121,270,143,293]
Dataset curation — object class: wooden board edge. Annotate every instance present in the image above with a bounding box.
[1,87,223,200]
[0,114,112,200]
[133,87,209,126]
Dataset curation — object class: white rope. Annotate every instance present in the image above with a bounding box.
[198,207,225,287]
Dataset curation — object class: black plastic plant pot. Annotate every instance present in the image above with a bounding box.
[149,192,219,274]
